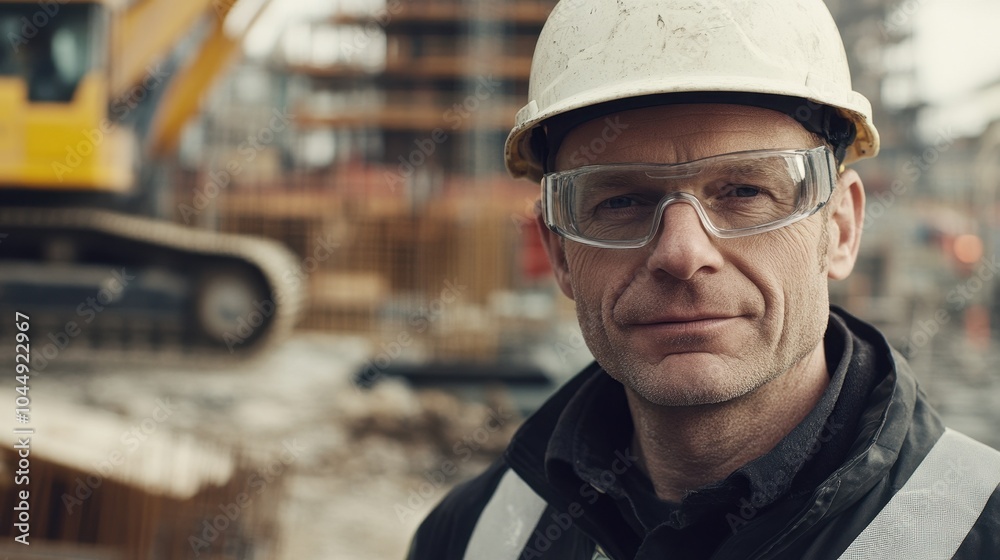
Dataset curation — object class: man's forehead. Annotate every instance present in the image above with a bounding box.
[553,103,817,170]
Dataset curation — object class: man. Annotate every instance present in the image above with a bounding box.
[407,1,1000,558]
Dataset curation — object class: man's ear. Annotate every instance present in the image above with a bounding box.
[535,203,575,300]
[827,168,865,280]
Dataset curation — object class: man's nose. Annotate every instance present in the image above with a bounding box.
[645,200,725,280]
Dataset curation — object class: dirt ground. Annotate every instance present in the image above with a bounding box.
[24,333,525,559]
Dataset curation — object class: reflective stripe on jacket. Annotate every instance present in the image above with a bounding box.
[461,429,1000,560]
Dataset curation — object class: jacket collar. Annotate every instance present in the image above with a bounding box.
[817,309,943,514]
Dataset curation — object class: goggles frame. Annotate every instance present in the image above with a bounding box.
[541,146,838,249]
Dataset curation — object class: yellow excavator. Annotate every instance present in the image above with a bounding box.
[0,0,303,365]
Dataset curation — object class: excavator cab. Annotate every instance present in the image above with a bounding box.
[1,2,98,103]
[0,1,135,192]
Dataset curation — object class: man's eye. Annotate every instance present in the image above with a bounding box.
[599,196,637,209]
[730,186,761,198]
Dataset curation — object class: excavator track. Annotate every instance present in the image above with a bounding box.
[0,207,305,369]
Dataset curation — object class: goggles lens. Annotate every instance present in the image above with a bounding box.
[542,147,837,248]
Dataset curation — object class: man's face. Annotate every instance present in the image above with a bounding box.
[543,104,863,407]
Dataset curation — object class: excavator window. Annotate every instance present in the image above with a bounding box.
[0,3,101,103]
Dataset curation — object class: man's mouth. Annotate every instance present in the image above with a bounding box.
[626,315,742,336]
[632,314,738,325]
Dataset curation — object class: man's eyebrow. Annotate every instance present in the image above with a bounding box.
[707,159,793,183]
[576,171,655,188]
[575,158,792,187]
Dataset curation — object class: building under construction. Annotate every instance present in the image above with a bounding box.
[181,0,564,369]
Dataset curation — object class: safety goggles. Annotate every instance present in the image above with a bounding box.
[541,146,837,249]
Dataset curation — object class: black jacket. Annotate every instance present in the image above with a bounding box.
[407,308,1000,559]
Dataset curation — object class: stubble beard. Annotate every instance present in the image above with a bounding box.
[573,282,829,409]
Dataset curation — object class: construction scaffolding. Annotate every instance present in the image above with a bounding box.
[173,0,564,367]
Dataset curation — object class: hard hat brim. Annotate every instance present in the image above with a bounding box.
[505,79,879,181]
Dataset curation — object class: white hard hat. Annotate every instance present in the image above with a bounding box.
[505,0,880,181]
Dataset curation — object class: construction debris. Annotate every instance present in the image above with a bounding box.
[0,395,284,559]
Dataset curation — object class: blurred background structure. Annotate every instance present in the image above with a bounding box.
[184,0,564,373]
[0,0,999,558]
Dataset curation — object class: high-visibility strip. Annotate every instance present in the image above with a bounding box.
[463,468,549,560]
[839,428,1000,559]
